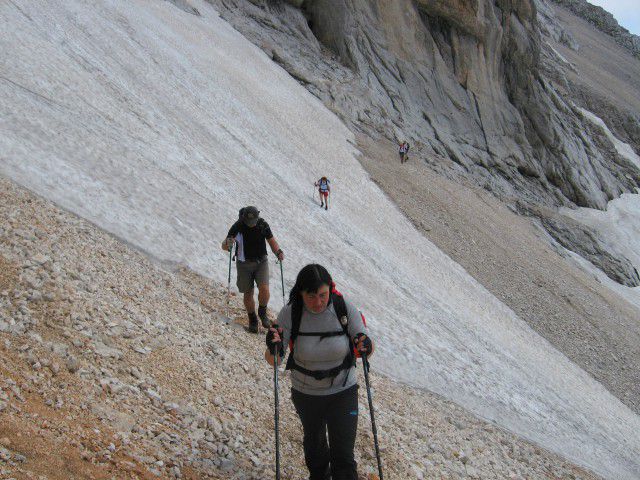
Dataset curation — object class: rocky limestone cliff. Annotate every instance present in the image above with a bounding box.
[550,0,640,59]
[209,0,640,286]
[536,0,579,49]
[298,0,640,212]
[537,0,640,162]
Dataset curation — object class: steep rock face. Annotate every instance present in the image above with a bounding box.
[537,0,640,161]
[550,0,640,59]
[303,0,538,195]
[165,0,201,15]
[519,203,640,287]
[210,0,639,285]
[300,0,639,209]
[302,0,638,283]
[536,0,579,49]
[543,216,640,287]
[534,0,640,285]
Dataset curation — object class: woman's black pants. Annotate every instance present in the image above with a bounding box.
[291,385,359,480]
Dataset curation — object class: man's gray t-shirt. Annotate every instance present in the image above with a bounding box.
[277,298,367,396]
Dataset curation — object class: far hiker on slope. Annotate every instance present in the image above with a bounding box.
[265,264,375,480]
[315,176,331,210]
[398,140,410,164]
[222,206,284,333]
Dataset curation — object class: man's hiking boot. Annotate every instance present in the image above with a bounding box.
[248,312,259,333]
[258,305,271,328]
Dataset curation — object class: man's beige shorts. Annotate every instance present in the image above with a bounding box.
[236,257,270,293]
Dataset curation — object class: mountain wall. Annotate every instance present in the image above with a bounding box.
[538,0,640,172]
[209,0,640,286]
[550,0,640,59]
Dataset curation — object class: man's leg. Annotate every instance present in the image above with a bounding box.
[257,283,271,327]
[255,260,271,328]
[243,289,258,332]
[243,289,256,313]
[236,262,259,332]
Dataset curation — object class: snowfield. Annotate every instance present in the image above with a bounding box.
[562,109,640,310]
[1,1,639,478]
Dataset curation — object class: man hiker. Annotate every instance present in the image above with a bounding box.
[398,141,410,164]
[315,176,331,210]
[222,206,284,333]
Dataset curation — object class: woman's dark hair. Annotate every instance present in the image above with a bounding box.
[288,264,333,306]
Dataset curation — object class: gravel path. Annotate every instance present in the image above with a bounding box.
[0,176,603,479]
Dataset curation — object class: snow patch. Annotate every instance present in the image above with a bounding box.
[579,108,640,171]
[561,191,640,296]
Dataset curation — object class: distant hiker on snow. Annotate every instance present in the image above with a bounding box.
[398,141,410,164]
[265,264,375,480]
[315,176,331,210]
[222,206,284,333]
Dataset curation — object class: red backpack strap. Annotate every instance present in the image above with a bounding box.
[359,311,367,327]
[333,287,368,358]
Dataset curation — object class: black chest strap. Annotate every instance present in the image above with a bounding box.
[287,354,355,381]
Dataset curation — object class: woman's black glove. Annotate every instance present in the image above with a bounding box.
[266,325,284,357]
[354,333,373,356]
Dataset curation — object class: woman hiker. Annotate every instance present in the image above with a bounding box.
[265,264,374,480]
[315,177,331,210]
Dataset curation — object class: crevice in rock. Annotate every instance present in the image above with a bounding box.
[471,91,491,157]
[164,0,201,15]
[419,11,456,80]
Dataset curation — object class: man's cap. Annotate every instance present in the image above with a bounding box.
[242,206,260,227]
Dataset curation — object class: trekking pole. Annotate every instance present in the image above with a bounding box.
[362,357,383,480]
[224,248,233,322]
[274,343,281,480]
[274,260,285,479]
[279,259,285,308]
